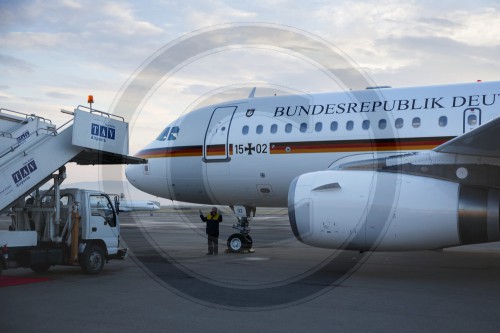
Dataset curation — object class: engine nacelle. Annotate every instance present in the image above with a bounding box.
[288,170,500,251]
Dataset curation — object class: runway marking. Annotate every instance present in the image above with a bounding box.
[237,257,270,261]
[0,276,50,288]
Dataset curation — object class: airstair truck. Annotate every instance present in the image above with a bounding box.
[0,106,145,275]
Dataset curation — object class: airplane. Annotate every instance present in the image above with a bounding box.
[118,200,160,214]
[125,81,500,253]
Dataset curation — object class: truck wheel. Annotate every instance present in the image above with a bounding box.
[31,264,50,273]
[81,245,105,275]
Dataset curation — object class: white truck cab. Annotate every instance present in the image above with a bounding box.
[0,186,127,275]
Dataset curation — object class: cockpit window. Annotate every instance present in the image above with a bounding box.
[156,127,171,141]
[168,126,180,140]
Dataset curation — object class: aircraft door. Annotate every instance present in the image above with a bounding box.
[463,108,481,133]
[203,106,237,162]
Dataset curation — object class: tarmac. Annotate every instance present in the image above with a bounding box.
[2,206,500,332]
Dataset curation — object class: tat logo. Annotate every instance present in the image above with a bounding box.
[12,159,38,186]
[91,123,116,142]
[16,131,30,143]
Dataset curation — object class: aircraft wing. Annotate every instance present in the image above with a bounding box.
[433,116,500,157]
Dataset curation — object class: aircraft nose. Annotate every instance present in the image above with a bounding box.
[125,163,154,194]
[125,164,141,187]
[125,161,171,199]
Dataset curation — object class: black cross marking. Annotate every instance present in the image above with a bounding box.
[244,143,256,155]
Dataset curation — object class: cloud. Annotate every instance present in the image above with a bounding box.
[441,8,500,46]
[298,0,500,86]
[359,34,500,86]
[0,0,164,53]
[57,0,82,9]
[184,1,257,27]
[0,0,39,31]
[0,53,35,72]
[0,90,13,100]
[89,2,164,37]
[0,32,74,49]
[46,91,79,100]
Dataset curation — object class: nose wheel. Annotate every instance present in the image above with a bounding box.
[227,233,253,252]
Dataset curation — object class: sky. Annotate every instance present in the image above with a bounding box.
[1,0,500,200]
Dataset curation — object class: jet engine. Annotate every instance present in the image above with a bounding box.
[288,170,500,251]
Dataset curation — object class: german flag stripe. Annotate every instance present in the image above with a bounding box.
[135,144,234,159]
[135,146,202,158]
[206,144,226,156]
[135,137,452,159]
[269,136,453,154]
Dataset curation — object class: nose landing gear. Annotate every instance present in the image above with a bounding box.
[227,205,255,253]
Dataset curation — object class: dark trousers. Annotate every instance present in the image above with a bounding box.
[207,235,218,254]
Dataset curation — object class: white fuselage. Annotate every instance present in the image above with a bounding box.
[126,81,500,208]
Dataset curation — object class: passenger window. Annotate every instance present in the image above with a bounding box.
[468,114,477,125]
[362,120,370,130]
[378,119,387,129]
[300,123,307,133]
[270,124,278,134]
[256,125,263,134]
[242,125,249,135]
[315,122,322,132]
[395,118,404,129]
[346,120,354,131]
[412,117,421,128]
[168,126,179,140]
[156,126,170,141]
[330,121,338,131]
[285,123,292,133]
[439,116,448,127]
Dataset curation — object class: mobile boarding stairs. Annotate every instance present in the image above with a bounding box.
[0,106,145,214]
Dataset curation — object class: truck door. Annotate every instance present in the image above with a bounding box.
[203,106,237,162]
[463,108,481,133]
[88,194,119,253]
